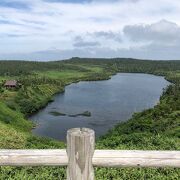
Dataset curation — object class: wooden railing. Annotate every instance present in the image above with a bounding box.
[0,128,179,180]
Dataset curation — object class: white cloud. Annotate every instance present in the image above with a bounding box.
[0,0,180,60]
[124,20,180,43]
[73,36,100,47]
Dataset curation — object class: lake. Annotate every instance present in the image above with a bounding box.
[30,73,170,141]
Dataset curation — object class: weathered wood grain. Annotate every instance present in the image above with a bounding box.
[0,150,179,167]
[93,150,180,167]
[66,128,95,180]
[0,149,67,166]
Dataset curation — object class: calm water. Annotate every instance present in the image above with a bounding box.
[30,73,169,141]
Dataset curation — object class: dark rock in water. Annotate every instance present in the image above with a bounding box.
[82,111,91,117]
[49,110,91,117]
[49,111,66,116]
[68,111,91,117]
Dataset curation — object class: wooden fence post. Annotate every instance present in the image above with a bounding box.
[67,128,95,180]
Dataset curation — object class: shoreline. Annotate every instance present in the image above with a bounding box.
[28,71,168,118]
[27,72,114,118]
[29,72,171,141]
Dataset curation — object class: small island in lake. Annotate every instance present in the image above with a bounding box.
[49,111,91,117]
[68,111,91,117]
[49,111,66,116]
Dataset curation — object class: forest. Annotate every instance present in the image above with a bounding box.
[0,58,179,179]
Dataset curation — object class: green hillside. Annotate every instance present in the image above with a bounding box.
[0,58,179,179]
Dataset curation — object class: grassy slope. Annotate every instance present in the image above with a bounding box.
[0,59,179,179]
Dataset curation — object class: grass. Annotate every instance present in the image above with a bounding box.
[0,59,179,179]
[14,84,64,115]
[0,102,32,132]
[36,70,86,80]
[0,121,26,149]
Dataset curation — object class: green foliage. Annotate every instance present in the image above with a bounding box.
[0,167,66,180]
[0,58,179,179]
[15,84,63,115]
[25,136,65,149]
[95,167,180,180]
[0,102,32,132]
[0,122,26,149]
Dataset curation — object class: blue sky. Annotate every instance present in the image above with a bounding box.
[0,0,180,60]
[0,0,30,9]
[43,0,90,2]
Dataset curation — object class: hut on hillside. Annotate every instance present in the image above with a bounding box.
[4,80,19,89]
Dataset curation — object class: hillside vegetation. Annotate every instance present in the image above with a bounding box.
[0,58,179,179]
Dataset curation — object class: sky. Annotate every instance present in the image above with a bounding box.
[0,0,180,60]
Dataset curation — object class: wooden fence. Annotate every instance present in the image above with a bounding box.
[0,128,179,180]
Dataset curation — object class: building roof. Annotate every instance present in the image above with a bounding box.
[5,80,18,86]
